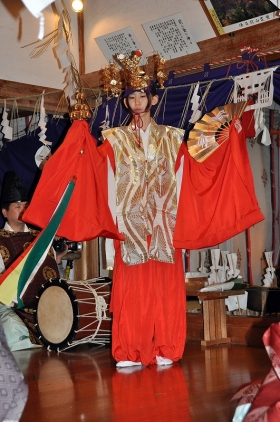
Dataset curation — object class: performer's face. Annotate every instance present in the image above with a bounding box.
[125,91,158,115]
[126,92,149,114]
[2,201,28,230]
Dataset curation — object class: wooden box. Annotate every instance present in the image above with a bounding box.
[246,286,280,315]
[185,276,208,292]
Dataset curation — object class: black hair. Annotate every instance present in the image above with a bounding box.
[123,84,158,114]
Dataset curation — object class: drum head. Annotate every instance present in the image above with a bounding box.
[35,279,79,350]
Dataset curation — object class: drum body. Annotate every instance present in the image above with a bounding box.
[35,278,111,351]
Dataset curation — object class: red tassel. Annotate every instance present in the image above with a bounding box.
[131,113,143,147]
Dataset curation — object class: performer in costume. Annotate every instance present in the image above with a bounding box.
[20,52,264,367]
[0,171,65,349]
[99,52,187,367]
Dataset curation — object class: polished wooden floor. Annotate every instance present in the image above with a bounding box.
[13,339,271,422]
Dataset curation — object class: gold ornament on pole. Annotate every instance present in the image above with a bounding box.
[69,92,91,120]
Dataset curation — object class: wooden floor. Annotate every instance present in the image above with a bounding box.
[13,339,271,422]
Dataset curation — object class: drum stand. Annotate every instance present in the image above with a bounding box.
[35,278,112,352]
[62,251,82,280]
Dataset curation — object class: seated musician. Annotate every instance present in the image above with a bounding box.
[0,171,66,350]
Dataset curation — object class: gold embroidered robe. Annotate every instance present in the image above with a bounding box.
[102,119,184,265]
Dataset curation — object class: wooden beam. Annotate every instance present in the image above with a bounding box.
[0,79,67,113]
[1,20,280,113]
[83,19,280,88]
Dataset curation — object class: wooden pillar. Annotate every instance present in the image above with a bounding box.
[77,9,85,76]
[198,291,244,346]
[201,298,230,346]
[74,238,99,280]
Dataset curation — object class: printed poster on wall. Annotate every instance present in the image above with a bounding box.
[142,13,200,60]
[203,0,278,35]
[95,27,142,62]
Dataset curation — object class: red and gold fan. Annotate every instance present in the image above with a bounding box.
[188,101,247,162]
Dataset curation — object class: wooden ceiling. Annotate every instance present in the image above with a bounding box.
[2,11,280,114]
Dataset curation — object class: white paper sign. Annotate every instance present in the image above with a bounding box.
[142,13,200,60]
[95,27,142,62]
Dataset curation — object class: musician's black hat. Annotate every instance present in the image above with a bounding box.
[1,171,28,206]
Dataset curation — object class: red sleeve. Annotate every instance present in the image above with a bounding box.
[173,119,264,249]
[23,120,124,242]
[98,139,116,173]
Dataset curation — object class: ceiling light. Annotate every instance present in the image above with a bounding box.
[71,0,83,12]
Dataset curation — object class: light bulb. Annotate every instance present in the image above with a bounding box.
[71,0,83,12]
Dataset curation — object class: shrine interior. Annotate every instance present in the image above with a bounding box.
[0,1,280,421]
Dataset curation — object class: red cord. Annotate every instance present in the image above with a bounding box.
[131,113,143,147]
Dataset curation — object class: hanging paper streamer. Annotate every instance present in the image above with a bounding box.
[38,91,51,145]
[0,100,13,140]
[33,91,52,169]
[261,126,272,146]
[189,82,202,124]
[100,101,111,130]
[221,250,230,283]
[226,253,240,280]
[23,0,78,106]
[254,108,265,137]
[208,249,223,285]
[263,251,276,287]
[53,0,77,106]
[198,251,208,273]
[253,108,271,145]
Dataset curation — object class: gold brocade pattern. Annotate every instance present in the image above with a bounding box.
[29,229,40,237]
[0,246,10,262]
[21,313,44,346]
[48,247,55,258]
[23,242,31,251]
[42,266,57,280]
[20,307,34,315]
[103,119,184,265]
[0,230,13,238]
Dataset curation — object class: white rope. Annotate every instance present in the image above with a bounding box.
[57,280,112,351]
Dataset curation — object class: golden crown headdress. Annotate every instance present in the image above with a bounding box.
[114,50,150,92]
[101,50,166,97]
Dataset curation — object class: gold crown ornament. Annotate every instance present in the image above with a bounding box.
[69,92,92,120]
[101,50,167,97]
[102,62,122,97]
[152,53,166,89]
[114,50,150,92]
